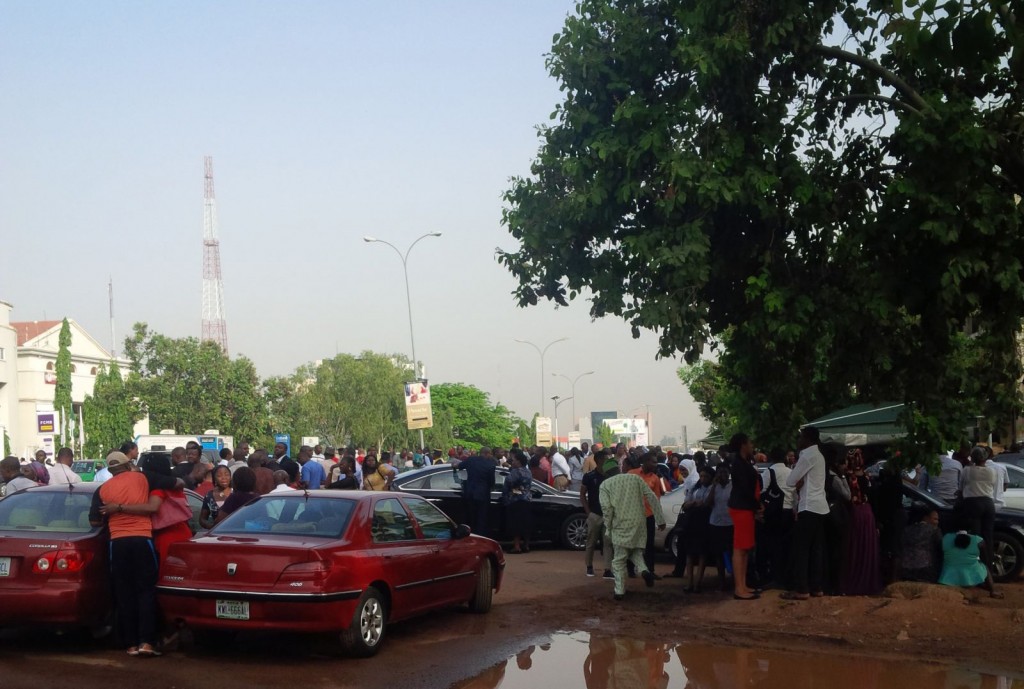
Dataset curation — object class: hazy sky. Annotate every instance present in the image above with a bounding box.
[0,1,709,445]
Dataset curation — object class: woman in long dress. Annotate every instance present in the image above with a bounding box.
[840,450,882,595]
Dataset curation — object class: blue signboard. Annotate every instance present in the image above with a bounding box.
[274,433,291,458]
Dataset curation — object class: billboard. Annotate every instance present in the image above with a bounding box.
[604,418,647,436]
[567,431,582,448]
[535,417,553,445]
[37,412,56,434]
[405,381,434,430]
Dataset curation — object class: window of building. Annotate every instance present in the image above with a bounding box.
[45,362,54,371]
[0,346,5,360]
[90,367,97,375]
[70,365,76,373]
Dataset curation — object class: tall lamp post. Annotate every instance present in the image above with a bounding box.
[363,232,442,449]
[514,337,568,417]
[552,395,573,450]
[552,370,595,431]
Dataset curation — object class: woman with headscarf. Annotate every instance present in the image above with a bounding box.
[840,449,882,595]
[680,457,698,490]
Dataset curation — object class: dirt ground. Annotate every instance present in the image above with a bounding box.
[498,548,1024,675]
[0,547,1021,688]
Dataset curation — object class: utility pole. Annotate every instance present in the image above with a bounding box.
[108,277,116,359]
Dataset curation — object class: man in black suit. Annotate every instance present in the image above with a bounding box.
[457,447,496,536]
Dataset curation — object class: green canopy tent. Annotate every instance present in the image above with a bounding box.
[803,403,906,446]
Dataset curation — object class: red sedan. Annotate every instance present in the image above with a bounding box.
[0,483,203,635]
[157,490,505,656]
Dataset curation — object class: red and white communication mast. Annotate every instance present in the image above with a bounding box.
[201,155,228,353]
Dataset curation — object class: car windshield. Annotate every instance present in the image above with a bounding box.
[0,490,96,533]
[71,461,93,473]
[213,496,355,538]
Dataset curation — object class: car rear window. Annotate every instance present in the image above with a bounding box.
[214,496,355,538]
[0,491,96,533]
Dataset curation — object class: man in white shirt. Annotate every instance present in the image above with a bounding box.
[992,460,1010,509]
[550,445,572,491]
[48,447,82,485]
[784,426,829,600]
[761,449,796,587]
[1,456,38,496]
[925,453,962,503]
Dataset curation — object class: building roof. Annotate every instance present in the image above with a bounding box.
[11,320,61,346]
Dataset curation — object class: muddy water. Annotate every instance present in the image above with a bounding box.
[454,631,1024,689]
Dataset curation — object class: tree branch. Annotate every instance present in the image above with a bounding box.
[824,94,923,116]
[814,45,932,114]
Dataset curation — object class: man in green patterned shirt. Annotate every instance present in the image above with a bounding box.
[599,458,666,600]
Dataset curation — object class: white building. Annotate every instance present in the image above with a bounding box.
[0,300,146,459]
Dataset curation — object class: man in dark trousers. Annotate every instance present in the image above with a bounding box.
[456,447,496,537]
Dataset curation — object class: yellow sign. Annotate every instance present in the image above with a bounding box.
[404,381,434,430]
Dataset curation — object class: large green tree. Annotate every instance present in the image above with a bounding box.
[83,362,139,458]
[123,323,268,443]
[52,318,76,452]
[501,0,1024,462]
[429,383,520,449]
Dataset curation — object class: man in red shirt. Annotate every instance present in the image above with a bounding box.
[89,451,180,657]
[628,452,665,577]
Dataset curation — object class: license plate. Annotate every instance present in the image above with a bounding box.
[215,600,249,620]
[0,557,9,577]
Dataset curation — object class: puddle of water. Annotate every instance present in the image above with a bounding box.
[454,631,1024,689]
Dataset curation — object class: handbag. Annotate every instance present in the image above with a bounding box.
[151,492,193,531]
[761,468,784,519]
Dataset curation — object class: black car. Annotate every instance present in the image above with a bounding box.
[901,482,1024,582]
[391,465,588,550]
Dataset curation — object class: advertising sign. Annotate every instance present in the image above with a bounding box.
[567,431,582,448]
[301,436,320,448]
[604,418,647,437]
[405,381,434,430]
[535,417,553,445]
[37,412,55,434]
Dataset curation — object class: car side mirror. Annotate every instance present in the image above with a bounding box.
[531,489,543,499]
[453,524,472,539]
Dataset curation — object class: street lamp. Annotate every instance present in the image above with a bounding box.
[552,370,595,431]
[552,395,573,450]
[514,337,568,417]
[363,232,442,449]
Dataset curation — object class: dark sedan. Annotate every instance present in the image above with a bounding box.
[902,482,1024,581]
[392,465,588,550]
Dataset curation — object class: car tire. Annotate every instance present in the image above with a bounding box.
[341,586,387,657]
[668,530,680,560]
[561,512,588,551]
[992,530,1024,582]
[468,558,493,614]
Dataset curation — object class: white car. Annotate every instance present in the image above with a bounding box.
[997,462,1024,510]
[654,486,688,553]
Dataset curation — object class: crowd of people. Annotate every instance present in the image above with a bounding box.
[573,427,1008,602]
[0,428,1014,655]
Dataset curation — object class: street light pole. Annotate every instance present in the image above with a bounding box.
[514,337,568,417]
[551,395,573,450]
[364,232,442,450]
[552,370,595,431]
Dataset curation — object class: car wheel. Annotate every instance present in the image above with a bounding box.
[468,558,493,614]
[991,530,1024,582]
[668,530,680,559]
[341,586,387,657]
[561,512,588,551]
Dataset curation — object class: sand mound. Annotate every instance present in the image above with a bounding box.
[883,582,966,603]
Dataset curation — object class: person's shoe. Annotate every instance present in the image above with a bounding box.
[664,571,685,579]
[613,593,625,601]
[602,570,614,580]
[642,570,655,588]
[586,566,595,577]
[651,573,663,581]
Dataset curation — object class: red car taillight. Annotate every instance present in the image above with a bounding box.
[33,548,92,575]
[278,561,331,585]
